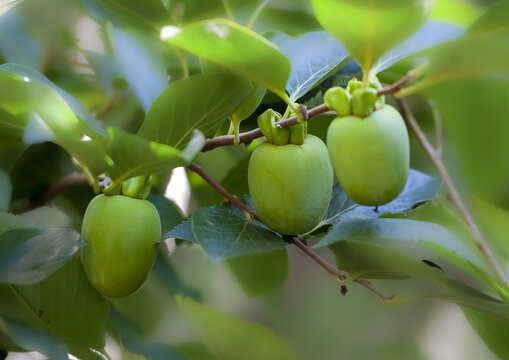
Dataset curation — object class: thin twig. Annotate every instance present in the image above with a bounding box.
[202,104,328,152]
[292,236,348,280]
[378,73,415,96]
[186,163,258,220]
[399,99,508,285]
[17,172,89,214]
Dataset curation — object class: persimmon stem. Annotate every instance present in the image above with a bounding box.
[202,70,418,152]
[202,104,327,151]
[399,98,508,285]
[188,163,393,300]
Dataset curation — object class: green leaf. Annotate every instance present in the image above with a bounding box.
[467,0,509,37]
[110,27,168,112]
[0,227,81,285]
[174,342,218,360]
[175,296,304,360]
[191,205,285,261]
[227,249,288,297]
[474,197,509,262]
[463,306,509,359]
[106,127,205,187]
[0,63,107,139]
[165,218,196,243]
[311,0,429,74]
[268,31,350,101]
[231,83,266,122]
[430,0,480,27]
[372,20,464,74]
[323,169,441,226]
[433,279,509,358]
[139,73,252,148]
[0,257,109,359]
[316,217,486,280]
[161,19,291,98]
[0,171,11,212]
[0,316,69,360]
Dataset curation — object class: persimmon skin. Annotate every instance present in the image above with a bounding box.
[81,194,160,297]
[248,135,333,235]
[326,105,410,206]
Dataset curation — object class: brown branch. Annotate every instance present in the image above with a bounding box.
[378,73,415,96]
[188,162,392,300]
[399,99,508,285]
[292,236,348,280]
[187,163,258,220]
[201,104,329,152]
[17,172,89,214]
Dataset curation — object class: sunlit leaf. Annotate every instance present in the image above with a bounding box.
[0,63,107,139]
[430,0,480,27]
[176,296,304,360]
[311,0,429,74]
[0,70,80,143]
[162,19,291,98]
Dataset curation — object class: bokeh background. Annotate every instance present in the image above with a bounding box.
[1,0,507,359]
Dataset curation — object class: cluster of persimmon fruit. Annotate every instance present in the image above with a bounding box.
[81,76,410,297]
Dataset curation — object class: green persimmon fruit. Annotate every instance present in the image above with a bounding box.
[327,105,409,206]
[81,194,161,297]
[248,135,333,235]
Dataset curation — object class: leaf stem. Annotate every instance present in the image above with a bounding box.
[399,98,508,285]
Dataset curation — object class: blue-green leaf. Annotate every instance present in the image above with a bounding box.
[0,227,81,285]
[268,31,350,101]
